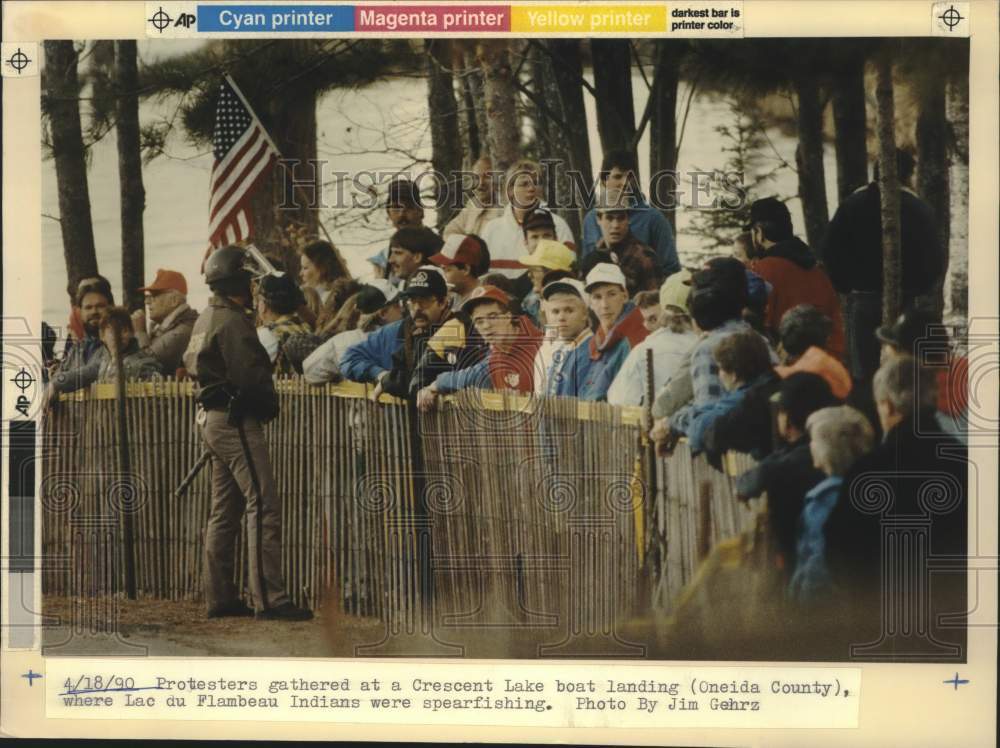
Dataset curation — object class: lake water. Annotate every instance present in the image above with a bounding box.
[39,67,888,326]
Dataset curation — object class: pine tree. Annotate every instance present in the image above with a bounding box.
[682,98,790,257]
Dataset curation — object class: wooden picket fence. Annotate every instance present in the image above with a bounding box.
[41,378,759,629]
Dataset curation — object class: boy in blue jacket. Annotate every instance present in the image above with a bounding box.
[578,263,649,401]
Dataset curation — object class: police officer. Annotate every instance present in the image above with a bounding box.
[183,246,312,621]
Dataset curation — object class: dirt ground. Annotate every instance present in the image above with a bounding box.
[41,595,666,659]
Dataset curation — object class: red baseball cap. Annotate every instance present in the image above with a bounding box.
[461,284,511,314]
[138,269,187,295]
[430,234,488,271]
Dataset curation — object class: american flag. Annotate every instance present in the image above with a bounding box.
[208,74,280,248]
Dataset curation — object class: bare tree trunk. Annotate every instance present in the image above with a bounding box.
[831,57,869,200]
[875,56,902,325]
[459,62,481,164]
[544,40,593,201]
[248,40,319,276]
[591,40,637,169]
[476,40,520,172]
[425,40,463,231]
[535,41,589,239]
[463,47,489,162]
[115,40,146,312]
[916,79,950,321]
[944,77,968,321]
[44,40,99,298]
[528,42,553,156]
[650,41,680,229]
[793,76,829,249]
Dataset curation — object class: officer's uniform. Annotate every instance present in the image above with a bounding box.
[183,293,290,615]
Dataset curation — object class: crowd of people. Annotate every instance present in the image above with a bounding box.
[45,145,968,619]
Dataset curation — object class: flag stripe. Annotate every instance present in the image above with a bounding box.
[209,128,261,212]
[208,144,275,235]
[207,76,280,251]
[209,138,271,227]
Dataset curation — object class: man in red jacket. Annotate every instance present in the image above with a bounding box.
[415,285,543,410]
[745,197,846,362]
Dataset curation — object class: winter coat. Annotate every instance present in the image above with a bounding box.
[51,332,105,393]
[258,314,321,375]
[578,303,649,401]
[736,437,825,570]
[750,236,846,361]
[302,328,367,385]
[382,311,486,398]
[824,414,967,595]
[668,319,774,434]
[96,339,163,383]
[534,328,594,398]
[608,327,699,407]
[582,194,681,276]
[136,303,199,374]
[701,371,781,463]
[788,475,844,603]
[818,183,943,303]
[303,277,358,337]
[434,317,543,394]
[340,318,406,383]
[480,203,575,279]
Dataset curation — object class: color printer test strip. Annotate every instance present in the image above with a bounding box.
[7,420,36,648]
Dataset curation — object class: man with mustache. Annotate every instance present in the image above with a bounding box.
[375,266,485,400]
[49,278,115,395]
[415,285,543,411]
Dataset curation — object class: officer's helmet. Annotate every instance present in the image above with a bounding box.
[205,246,253,295]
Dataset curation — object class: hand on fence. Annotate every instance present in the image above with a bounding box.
[416,384,439,413]
[369,380,384,403]
[650,417,680,457]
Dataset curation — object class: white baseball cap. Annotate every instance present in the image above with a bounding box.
[542,277,587,300]
[584,262,627,292]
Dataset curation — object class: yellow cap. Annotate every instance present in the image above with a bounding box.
[518,239,576,271]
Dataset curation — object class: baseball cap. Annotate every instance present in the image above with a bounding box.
[659,269,693,312]
[399,265,448,300]
[542,277,586,301]
[461,284,511,314]
[522,207,557,234]
[138,269,187,295]
[356,279,400,314]
[584,262,627,292]
[430,234,489,272]
[743,196,792,232]
[518,239,576,271]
